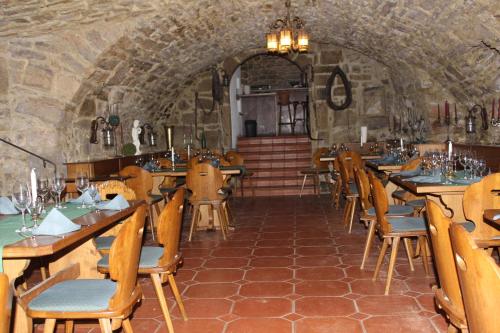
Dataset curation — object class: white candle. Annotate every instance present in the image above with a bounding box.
[400,138,404,150]
[171,146,175,169]
[30,168,37,203]
[447,141,453,159]
[187,144,191,160]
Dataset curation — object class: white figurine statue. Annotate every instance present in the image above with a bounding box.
[132,119,142,155]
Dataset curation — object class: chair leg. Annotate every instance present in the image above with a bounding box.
[278,106,283,135]
[188,205,200,241]
[403,238,415,271]
[373,238,389,280]
[419,236,430,275]
[385,236,400,295]
[342,198,351,227]
[65,320,74,333]
[168,274,188,321]
[122,318,133,333]
[43,319,57,333]
[360,219,376,269]
[315,175,321,197]
[348,198,357,234]
[287,104,294,134]
[335,180,342,209]
[151,273,175,333]
[299,174,308,198]
[148,205,156,241]
[98,319,112,333]
[216,205,228,240]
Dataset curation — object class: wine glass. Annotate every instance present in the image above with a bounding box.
[30,198,44,229]
[87,183,99,211]
[52,174,66,209]
[37,177,50,213]
[75,173,89,208]
[458,152,469,179]
[12,182,32,232]
[477,160,486,178]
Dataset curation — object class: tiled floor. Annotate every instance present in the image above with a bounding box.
[34,196,449,333]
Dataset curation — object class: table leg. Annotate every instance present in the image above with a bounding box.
[4,259,31,333]
[48,239,104,279]
[425,192,465,223]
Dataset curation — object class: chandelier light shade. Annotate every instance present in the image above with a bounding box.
[266,0,309,54]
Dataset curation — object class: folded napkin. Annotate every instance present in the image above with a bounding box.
[394,168,421,177]
[407,175,443,184]
[449,177,481,185]
[32,208,81,236]
[493,214,500,221]
[70,191,100,205]
[96,195,130,210]
[0,196,18,215]
[374,155,397,165]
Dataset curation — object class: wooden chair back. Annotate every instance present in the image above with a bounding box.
[425,200,465,321]
[354,166,372,212]
[108,204,147,310]
[277,91,290,105]
[0,273,12,333]
[313,147,330,169]
[368,172,391,234]
[158,158,173,169]
[98,180,137,201]
[186,162,224,201]
[401,157,422,171]
[450,223,500,333]
[226,151,244,166]
[338,151,363,179]
[415,143,446,155]
[157,188,185,267]
[119,166,153,201]
[463,173,500,239]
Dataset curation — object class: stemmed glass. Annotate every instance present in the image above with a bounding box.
[30,198,44,229]
[459,152,470,179]
[37,177,50,213]
[12,183,32,232]
[51,174,66,209]
[75,173,89,208]
[87,183,99,211]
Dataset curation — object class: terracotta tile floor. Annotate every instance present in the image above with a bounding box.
[34,196,449,333]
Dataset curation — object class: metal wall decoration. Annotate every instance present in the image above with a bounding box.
[326,66,352,111]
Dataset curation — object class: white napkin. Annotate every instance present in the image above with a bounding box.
[33,208,81,236]
[493,214,500,221]
[96,195,130,210]
[70,191,100,205]
[0,196,18,215]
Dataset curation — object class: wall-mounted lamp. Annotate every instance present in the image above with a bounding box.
[143,123,157,147]
[90,116,115,148]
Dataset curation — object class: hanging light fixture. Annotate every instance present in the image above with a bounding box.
[266,0,309,54]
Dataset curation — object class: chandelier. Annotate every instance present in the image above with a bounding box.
[266,0,309,53]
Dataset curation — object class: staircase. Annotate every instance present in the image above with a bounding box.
[236,135,316,197]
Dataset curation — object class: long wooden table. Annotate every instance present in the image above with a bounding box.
[366,160,406,205]
[390,175,468,222]
[319,155,381,162]
[2,201,143,333]
[483,209,500,228]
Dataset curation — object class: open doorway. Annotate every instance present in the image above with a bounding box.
[229,54,308,146]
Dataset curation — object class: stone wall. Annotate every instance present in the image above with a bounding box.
[0,0,498,194]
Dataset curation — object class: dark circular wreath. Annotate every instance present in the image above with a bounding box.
[326,66,352,110]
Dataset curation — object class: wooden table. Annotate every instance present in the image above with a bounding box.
[365,161,406,205]
[2,201,143,333]
[391,175,468,222]
[483,209,500,228]
[319,155,381,162]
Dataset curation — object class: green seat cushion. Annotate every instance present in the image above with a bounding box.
[405,199,426,208]
[459,221,476,233]
[28,280,116,312]
[392,190,407,200]
[98,246,163,269]
[367,205,414,217]
[388,216,426,232]
[95,236,115,251]
[348,183,358,195]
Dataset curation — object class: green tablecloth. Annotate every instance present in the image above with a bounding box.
[0,203,92,272]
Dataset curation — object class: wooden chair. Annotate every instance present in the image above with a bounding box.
[225,150,255,197]
[299,147,331,197]
[391,157,425,210]
[369,172,430,295]
[157,159,181,199]
[337,151,363,232]
[277,90,294,135]
[120,166,165,240]
[98,188,187,333]
[18,205,147,333]
[94,180,137,254]
[97,180,136,201]
[0,273,12,333]
[426,200,468,332]
[186,162,230,241]
[330,158,342,209]
[354,167,414,269]
[462,173,500,242]
[450,223,500,333]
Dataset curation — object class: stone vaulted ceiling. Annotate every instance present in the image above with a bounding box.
[1,0,499,123]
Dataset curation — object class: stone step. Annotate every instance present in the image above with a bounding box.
[238,143,311,153]
[238,135,310,146]
[241,150,311,161]
[249,176,314,187]
[245,159,310,169]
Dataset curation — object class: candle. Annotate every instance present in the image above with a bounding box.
[437,104,441,122]
[492,99,495,119]
[400,137,404,150]
[498,98,500,119]
[445,101,450,124]
[30,168,37,203]
[454,104,458,124]
[187,144,191,160]
[447,141,453,160]
[171,146,175,166]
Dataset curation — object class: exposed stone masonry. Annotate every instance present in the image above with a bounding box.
[0,0,498,193]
